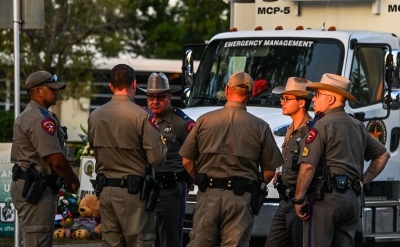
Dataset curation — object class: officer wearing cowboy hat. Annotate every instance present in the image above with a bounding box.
[293,73,390,247]
[140,72,195,247]
[266,77,313,247]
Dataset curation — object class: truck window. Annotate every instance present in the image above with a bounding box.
[349,47,385,108]
[188,38,344,108]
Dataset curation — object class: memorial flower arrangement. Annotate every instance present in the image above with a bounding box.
[76,125,94,161]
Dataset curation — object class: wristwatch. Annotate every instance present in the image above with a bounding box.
[292,198,305,204]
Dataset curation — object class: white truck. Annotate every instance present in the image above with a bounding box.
[181,0,400,245]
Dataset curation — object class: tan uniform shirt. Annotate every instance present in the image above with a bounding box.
[88,95,167,178]
[281,114,312,185]
[299,107,387,179]
[179,101,283,181]
[155,108,193,174]
[11,100,66,174]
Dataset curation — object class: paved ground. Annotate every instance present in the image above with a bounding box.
[53,244,101,247]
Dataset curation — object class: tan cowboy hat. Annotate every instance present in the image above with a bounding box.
[307,73,360,103]
[138,72,180,93]
[272,77,314,100]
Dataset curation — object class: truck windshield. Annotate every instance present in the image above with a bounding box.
[187,38,344,107]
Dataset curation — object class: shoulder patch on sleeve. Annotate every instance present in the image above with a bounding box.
[173,108,195,132]
[41,118,56,135]
[305,128,317,144]
[185,120,195,133]
[148,115,160,131]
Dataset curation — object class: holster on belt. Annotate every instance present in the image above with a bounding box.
[195,173,208,192]
[25,163,49,204]
[275,174,295,202]
[95,173,106,197]
[250,181,268,216]
[146,178,162,211]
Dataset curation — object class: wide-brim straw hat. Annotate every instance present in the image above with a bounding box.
[272,77,314,100]
[138,72,181,93]
[307,73,359,103]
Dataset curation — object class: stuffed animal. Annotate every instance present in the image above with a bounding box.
[72,194,101,239]
[54,191,79,238]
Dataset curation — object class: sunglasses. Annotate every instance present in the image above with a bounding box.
[146,94,169,101]
[38,74,58,86]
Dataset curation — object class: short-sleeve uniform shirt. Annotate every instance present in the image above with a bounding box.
[155,108,193,174]
[281,114,312,185]
[179,101,283,181]
[88,95,167,178]
[11,100,66,174]
[298,107,387,179]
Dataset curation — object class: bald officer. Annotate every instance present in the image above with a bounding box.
[293,73,390,247]
[179,72,283,247]
[11,71,80,247]
[88,64,167,247]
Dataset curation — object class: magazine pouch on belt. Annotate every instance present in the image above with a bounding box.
[127,175,143,194]
[232,177,249,196]
[333,175,348,194]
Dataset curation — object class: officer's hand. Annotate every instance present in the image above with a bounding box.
[295,202,309,221]
[64,181,80,193]
[272,171,281,185]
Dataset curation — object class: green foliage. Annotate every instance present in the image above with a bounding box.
[0,0,229,100]
[125,0,229,59]
[0,109,14,142]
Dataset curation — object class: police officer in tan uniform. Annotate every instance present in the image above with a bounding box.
[293,73,390,247]
[11,71,80,247]
[88,64,167,247]
[139,72,195,247]
[179,72,283,247]
[265,77,313,247]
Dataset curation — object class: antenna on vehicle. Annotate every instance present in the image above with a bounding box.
[322,0,331,31]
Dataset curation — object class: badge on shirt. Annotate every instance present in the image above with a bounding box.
[164,126,172,133]
[186,120,195,133]
[160,135,166,145]
[305,128,317,144]
[41,118,56,135]
[302,147,309,157]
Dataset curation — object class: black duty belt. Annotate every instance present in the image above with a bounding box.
[104,178,128,188]
[156,171,188,189]
[208,178,253,193]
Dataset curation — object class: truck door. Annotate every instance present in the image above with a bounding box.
[348,43,400,181]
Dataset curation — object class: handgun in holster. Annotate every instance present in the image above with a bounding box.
[95,173,106,197]
[141,165,153,201]
[25,163,49,204]
[146,177,162,211]
[250,181,268,216]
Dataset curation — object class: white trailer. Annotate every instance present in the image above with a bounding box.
[182,0,400,245]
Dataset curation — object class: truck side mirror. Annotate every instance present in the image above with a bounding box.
[184,50,194,87]
[384,50,400,110]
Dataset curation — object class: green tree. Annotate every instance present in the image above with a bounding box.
[125,0,229,59]
[0,109,14,142]
[0,0,131,100]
